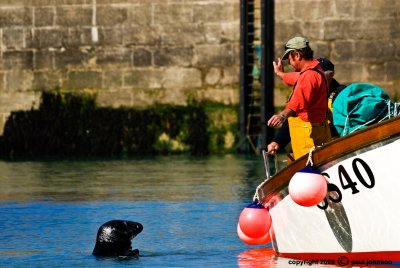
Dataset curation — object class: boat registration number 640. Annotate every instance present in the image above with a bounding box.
[317,158,375,210]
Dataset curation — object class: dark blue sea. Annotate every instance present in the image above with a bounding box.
[0,155,394,267]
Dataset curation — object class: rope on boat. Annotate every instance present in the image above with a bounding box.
[306,146,316,166]
[343,101,400,136]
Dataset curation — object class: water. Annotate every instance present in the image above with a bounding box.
[0,155,285,267]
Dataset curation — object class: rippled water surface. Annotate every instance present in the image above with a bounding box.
[0,155,344,267]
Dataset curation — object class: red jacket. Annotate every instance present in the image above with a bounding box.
[283,60,328,123]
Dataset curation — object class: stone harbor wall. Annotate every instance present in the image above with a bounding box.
[274,0,400,105]
[0,0,240,133]
[0,0,399,133]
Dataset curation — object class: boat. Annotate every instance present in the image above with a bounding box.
[253,114,400,264]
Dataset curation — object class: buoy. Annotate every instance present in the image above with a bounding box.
[237,224,271,245]
[288,165,327,207]
[238,201,271,239]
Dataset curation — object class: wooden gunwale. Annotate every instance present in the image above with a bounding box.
[257,116,400,206]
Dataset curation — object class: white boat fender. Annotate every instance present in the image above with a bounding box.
[289,165,327,207]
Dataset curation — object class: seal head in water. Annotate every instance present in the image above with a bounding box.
[92,220,143,257]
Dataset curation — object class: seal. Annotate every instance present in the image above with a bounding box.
[92,220,143,257]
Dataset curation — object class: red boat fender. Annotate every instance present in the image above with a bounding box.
[238,201,271,240]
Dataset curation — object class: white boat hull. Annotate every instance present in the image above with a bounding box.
[271,137,400,255]
[256,117,400,261]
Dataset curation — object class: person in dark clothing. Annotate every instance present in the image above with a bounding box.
[266,58,346,157]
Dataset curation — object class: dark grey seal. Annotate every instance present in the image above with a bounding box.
[92,220,143,258]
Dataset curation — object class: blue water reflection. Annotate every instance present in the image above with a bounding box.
[0,155,278,267]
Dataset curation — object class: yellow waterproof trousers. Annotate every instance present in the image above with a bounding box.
[288,117,332,160]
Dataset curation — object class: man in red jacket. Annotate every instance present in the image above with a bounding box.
[267,37,332,159]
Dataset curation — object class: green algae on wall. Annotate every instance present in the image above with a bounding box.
[0,91,239,159]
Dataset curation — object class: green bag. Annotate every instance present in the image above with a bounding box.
[332,83,394,136]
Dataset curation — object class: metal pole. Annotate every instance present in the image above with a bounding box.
[239,0,248,153]
[260,0,275,149]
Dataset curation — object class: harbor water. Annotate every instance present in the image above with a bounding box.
[0,154,390,267]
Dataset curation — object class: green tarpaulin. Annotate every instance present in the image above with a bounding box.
[332,83,395,136]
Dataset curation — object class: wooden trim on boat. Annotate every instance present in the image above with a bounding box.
[257,116,400,206]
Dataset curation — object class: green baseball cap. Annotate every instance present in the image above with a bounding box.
[281,36,309,60]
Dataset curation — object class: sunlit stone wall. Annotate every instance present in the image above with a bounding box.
[0,0,400,134]
[275,0,400,103]
[0,0,240,133]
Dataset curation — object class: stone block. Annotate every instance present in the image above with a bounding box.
[366,63,388,82]
[127,4,152,26]
[123,26,161,46]
[34,50,54,69]
[31,28,64,49]
[196,87,239,105]
[300,21,324,40]
[163,67,202,89]
[274,21,303,43]
[153,4,192,25]
[153,47,193,67]
[334,0,355,17]
[33,70,61,90]
[386,61,400,82]
[133,48,152,67]
[293,0,335,20]
[275,0,293,21]
[0,7,32,27]
[193,44,234,66]
[34,6,54,27]
[354,0,399,18]
[323,19,352,40]
[97,6,128,26]
[124,69,163,89]
[353,41,395,63]
[312,42,330,59]
[156,88,190,106]
[65,70,103,89]
[2,51,34,70]
[193,2,238,23]
[332,41,354,62]
[97,27,123,46]
[0,72,5,90]
[205,67,221,85]
[5,70,34,91]
[3,28,24,50]
[96,90,133,108]
[362,19,394,40]
[220,66,239,85]
[203,22,240,44]
[159,24,205,46]
[64,27,93,47]
[334,63,366,84]
[55,49,89,68]
[232,43,240,65]
[103,70,123,89]
[96,48,132,66]
[0,91,39,113]
[55,6,92,27]
[0,113,6,135]
[0,0,24,5]
[132,88,188,107]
